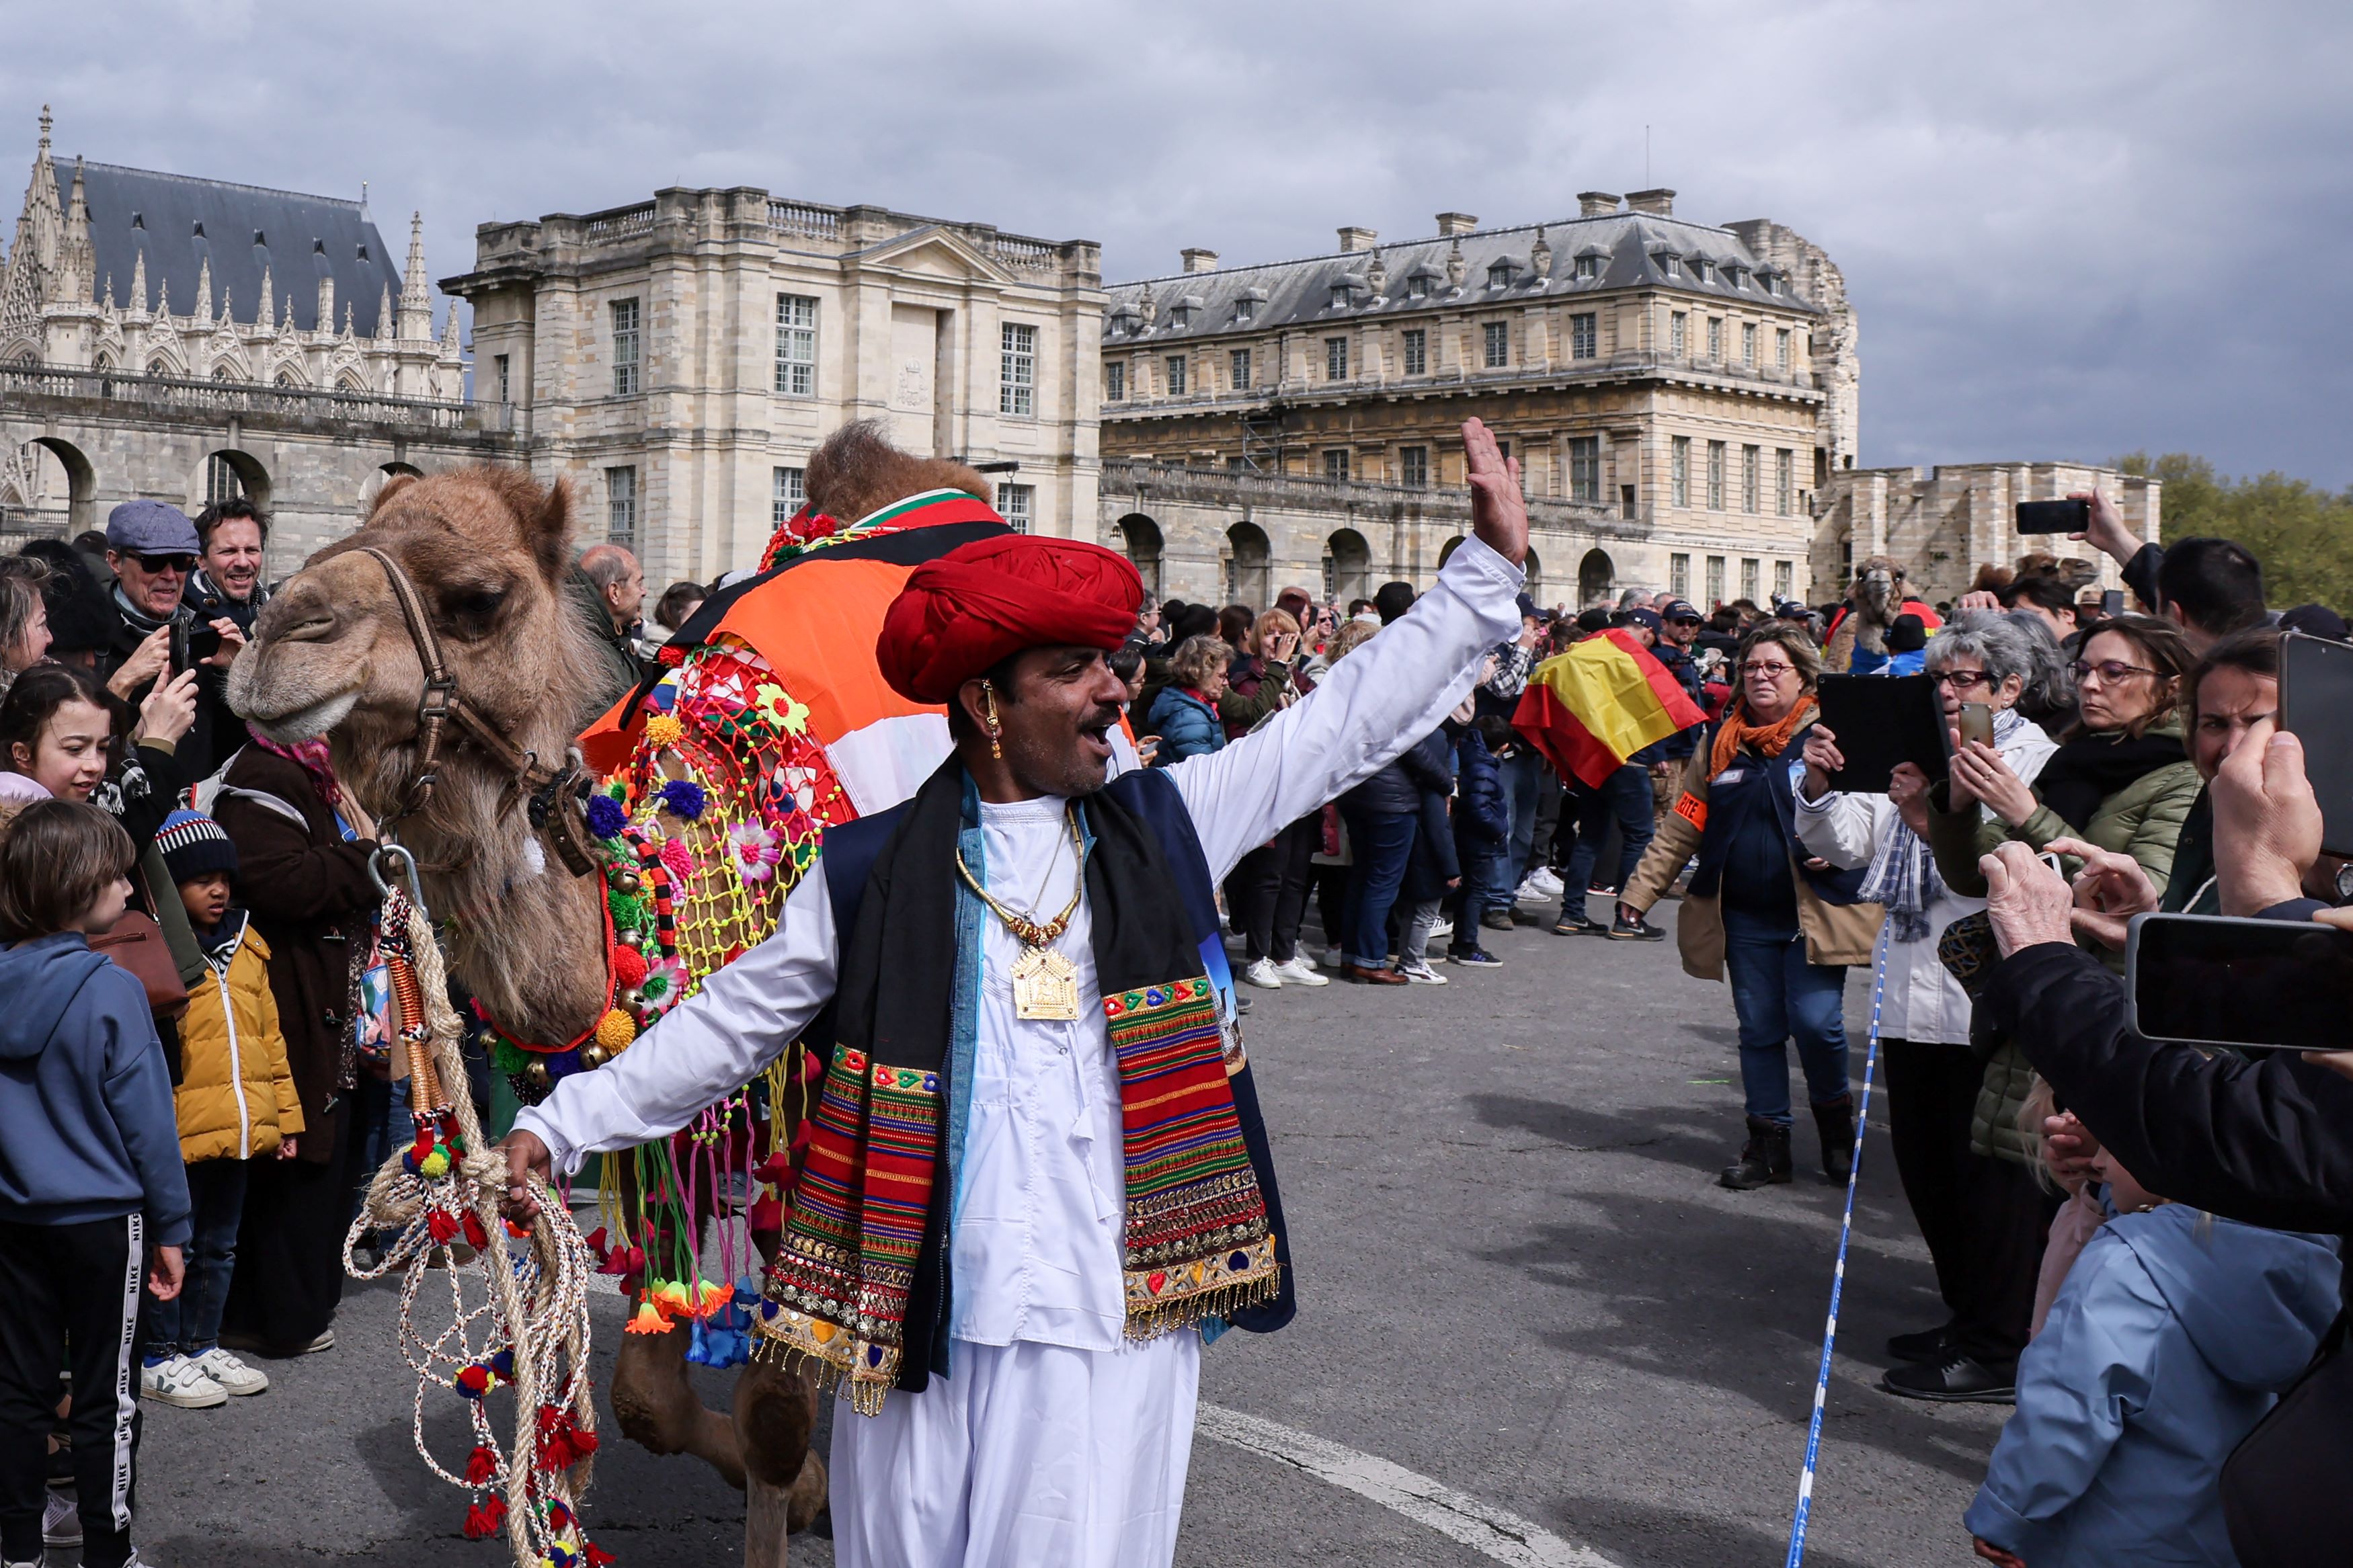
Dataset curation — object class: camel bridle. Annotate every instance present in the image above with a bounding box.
[355,546,599,877]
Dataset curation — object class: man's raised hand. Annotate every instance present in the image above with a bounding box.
[1462,418,1529,567]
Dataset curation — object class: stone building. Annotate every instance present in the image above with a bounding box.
[0,110,494,571]
[443,188,1103,586]
[1815,461,2159,606]
[1097,191,1856,608]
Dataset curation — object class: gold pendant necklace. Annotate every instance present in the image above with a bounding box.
[955,808,1088,1022]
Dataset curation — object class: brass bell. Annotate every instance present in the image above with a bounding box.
[579,1044,612,1071]
[524,1061,553,1091]
[611,868,644,897]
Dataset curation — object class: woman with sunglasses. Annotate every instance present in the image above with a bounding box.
[1795,612,2061,1403]
[1619,622,1882,1192]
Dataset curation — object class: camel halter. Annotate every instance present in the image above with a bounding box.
[356,546,600,876]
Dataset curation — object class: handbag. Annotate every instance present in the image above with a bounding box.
[90,910,189,1019]
[89,843,202,1022]
[2220,1319,2353,1567]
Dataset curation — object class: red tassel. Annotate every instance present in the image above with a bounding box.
[462,1493,508,1539]
[464,1445,497,1485]
[747,1194,782,1233]
[461,1210,490,1249]
[584,1225,608,1258]
[571,1423,599,1457]
[426,1208,459,1243]
[584,1544,616,1568]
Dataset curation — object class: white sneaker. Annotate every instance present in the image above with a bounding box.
[1527,868,1566,899]
[141,1354,227,1409]
[1397,960,1449,985]
[188,1346,270,1397]
[42,1487,79,1547]
[1429,918,1455,946]
[1318,946,1348,969]
[1240,958,1283,989]
[1273,956,1330,987]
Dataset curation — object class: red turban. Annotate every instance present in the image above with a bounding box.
[877,534,1144,704]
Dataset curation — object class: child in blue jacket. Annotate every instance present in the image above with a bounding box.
[0,799,191,1568]
[1966,1146,2338,1568]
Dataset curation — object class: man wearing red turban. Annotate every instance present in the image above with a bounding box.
[510,420,1533,1568]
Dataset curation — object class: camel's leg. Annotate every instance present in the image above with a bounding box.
[609,1309,749,1488]
[606,1161,750,1485]
[735,1350,822,1565]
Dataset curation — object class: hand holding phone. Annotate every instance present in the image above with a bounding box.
[1955,702,1994,750]
[2016,497,2090,534]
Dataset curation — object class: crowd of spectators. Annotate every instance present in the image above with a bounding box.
[3,477,2352,1567]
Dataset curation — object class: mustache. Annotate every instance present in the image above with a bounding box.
[1080,702,1122,730]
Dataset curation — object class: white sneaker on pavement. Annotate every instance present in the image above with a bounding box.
[188,1346,270,1397]
[1240,958,1283,989]
[1273,956,1330,987]
[42,1487,79,1548]
[1318,946,1348,969]
[1396,960,1449,985]
[140,1354,227,1409]
[1527,868,1566,899]
[1429,918,1454,946]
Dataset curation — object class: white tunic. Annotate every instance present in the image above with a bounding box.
[515,534,1523,1565]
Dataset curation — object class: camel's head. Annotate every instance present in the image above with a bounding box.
[229,465,596,814]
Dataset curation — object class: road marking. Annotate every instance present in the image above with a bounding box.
[1197,1403,1624,1567]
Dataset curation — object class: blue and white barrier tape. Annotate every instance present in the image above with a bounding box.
[1784,921,1890,1568]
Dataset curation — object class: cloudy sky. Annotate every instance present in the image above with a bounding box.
[7,1,2346,483]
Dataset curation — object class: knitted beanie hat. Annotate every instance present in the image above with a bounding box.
[156,809,237,885]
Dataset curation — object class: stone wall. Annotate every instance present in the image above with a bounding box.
[0,364,510,574]
[1814,462,2160,605]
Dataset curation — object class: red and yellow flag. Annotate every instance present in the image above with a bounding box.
[1511,630,1708,788]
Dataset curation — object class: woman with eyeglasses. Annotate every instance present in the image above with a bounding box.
[1794,612,2060,1403]
[1620,622,1882,1193]
[1925,612,2200,925]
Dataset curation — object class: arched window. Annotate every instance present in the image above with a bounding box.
[1112,513,1164,602]
[1578,548,1613,607]
[147,360,169,376]
[210,366,233,382]
[274,370,294,388]
[1523,546,1542,601]
[337,372,366,393]
[1322,528,1370,605]
[1224,522,1271,610]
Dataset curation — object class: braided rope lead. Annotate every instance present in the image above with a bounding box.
[1784,920,1890,1568]
[346,889,600,1568]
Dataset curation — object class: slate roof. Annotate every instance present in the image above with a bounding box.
[53,161,401,335]
[1103,212,1819,345]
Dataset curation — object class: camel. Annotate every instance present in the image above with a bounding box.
[1823,553,1905,673]
[228,426,994,1564]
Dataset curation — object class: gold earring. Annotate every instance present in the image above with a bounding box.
[982,682,1004,760]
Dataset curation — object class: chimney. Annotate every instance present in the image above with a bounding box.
[1179,247,1220,275]
[1577,191,1621,218]
[1337,226,1378,253]
[1625,188,1676,216]
[1435,212,1478,237]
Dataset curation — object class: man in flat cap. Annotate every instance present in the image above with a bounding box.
[97,499,246,781]
[504,419,1530,1568]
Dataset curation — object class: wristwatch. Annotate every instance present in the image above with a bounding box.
[2332,862,2353,905]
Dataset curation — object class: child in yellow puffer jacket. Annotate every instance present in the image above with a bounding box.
[139,809,303,1410]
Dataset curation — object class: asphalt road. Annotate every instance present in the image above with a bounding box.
[126,894,2005,1567]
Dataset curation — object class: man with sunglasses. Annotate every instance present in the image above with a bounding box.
[98,499,246,782]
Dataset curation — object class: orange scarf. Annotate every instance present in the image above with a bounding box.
[1708,697,1815,782]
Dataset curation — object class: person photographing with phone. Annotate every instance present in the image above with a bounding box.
[95,501,246,784]
[1794,612,2061,1402]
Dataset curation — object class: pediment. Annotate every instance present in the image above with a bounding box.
[850,225,1012,285]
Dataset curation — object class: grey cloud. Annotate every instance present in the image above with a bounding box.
[6,1,2347,480]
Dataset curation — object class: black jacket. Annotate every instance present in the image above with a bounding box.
[1984,940,2353,1298]
[1343,726,1453,817]
[99,589,236,785]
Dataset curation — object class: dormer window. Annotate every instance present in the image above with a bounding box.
[1661,254,1681,279]
[1169,306,1192,329]
[1574,254,1599,281]
[1330,284,1351,310]
[1486,261,1516,289]
[1407,275,1429,300]
[1696,259,1714,284]
[1235,297,1255,323]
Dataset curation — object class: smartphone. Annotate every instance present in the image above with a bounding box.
[2279,630,2353,857]
[2128,913,2353,1051]
[1955,702,1994,749]
[2101,589,2124,618]
[169,620,222,673]
[2016,498,2090,534]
